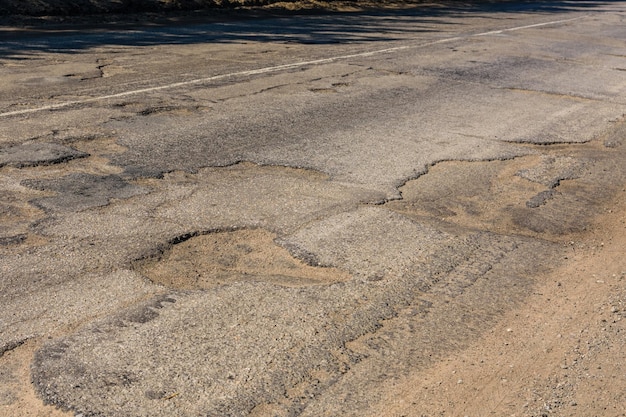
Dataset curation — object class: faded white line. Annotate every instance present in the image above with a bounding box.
[0,16,585,118]
[476,16,585,36]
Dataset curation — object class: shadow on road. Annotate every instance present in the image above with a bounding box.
[0,0,619,58]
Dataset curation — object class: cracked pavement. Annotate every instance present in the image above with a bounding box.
[1,1,626,416]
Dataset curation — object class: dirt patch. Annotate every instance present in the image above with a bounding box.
[366,184,626,417]
[0,340,71,417]
[387,140,623,242]
[0,178,48,250]
[135,228,353,289]
[388,156,544,234]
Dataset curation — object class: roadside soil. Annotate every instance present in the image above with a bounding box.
[371,182,626,416]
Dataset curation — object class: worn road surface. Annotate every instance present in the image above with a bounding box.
[1,1,626,416]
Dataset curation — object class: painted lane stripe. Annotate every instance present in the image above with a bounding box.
[476,16,585,36]
[0,16,585,118]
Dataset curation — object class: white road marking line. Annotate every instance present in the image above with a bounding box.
[476,16,585,36]
[0,16,585,118]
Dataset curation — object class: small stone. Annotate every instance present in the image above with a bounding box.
[457,379,463,384]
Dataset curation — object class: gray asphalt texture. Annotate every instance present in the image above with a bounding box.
[1,1,625,416]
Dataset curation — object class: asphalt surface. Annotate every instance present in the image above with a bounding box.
[1,1,625,416]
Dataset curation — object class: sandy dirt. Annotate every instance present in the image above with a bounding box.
[1,341,72,417]
[372,183,626,416]
[135,228,353,289]
[367,131,626,416]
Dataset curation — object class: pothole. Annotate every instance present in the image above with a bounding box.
[136,105,206,116]
[386,154,601,240]
[310,88,338,94]
[109,101,208,116]
[0,142,88,169]
[134,228,352,289]
[388,157,539,233]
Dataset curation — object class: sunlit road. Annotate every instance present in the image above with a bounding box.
[1,2,625,416]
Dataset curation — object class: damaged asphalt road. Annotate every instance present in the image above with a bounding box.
[1,1,625,416]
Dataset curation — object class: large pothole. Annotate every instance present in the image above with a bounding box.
[386,149,613,241]
[134,228,352,289]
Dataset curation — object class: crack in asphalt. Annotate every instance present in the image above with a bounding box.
[503,87,609,103]
[0,338,29,358]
